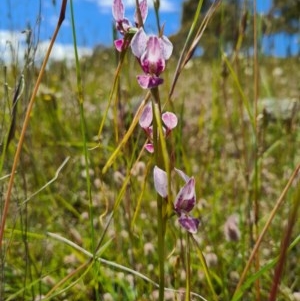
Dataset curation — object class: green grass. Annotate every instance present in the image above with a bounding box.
[1,1,300,300]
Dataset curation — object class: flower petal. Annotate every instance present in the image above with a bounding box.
[162,112,178,131]
[141,36,165,75]
[174,168,190,183]
[178,215,200,234]
[144,143,154,153]
[134,0,148,26]
[112,0,124,21]
[139,102,153,129]
[137,75,163,89]
[153,166,168,198]
[131,28,148,58]
[114,39,124,52]
[160,35,173,60]
[174,177,196,213]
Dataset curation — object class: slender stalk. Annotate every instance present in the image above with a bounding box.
[69,0,95,254]
[153,0,161,33]
[252,0,261,300]
[69,2,100,299]
[185,233,191,301]
[157,194,165,301]
[151,87,165,301]
[269,182,300,301]
[191,236,218,301]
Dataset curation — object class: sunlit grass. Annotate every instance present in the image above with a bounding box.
[0,0,300,300]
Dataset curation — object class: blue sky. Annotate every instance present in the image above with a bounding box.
[0,0,298,62]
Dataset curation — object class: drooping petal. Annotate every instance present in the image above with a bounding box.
[139,102,153,129]
[174,168,190,183]
[131,28,148,58]
[144,143,154,153]
[112,0,124,21]
[114,39,125,52]
[137,75,163,89]
[153,166,168,198]
[178,214,200,234]
[134,0,148,26]
[160,35,173,60]
[162,112,178,131]
[174,177,196,213]
[114,37,131,52]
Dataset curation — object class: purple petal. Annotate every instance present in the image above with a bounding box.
[114,39,124,52]
[178,215,200,234]
[162,112,178,131]
[137,75,164,89]
[174,168,190,183]
[134,0,148,25]
[160,35,173,60]
[144,143,154,153]
[174,177,196,213]
[141,36,165,75]
[139,103,153,129]
[131,28,148,58]
[114,37,131,52]
[153,166,168,198]
[112,0,124,21]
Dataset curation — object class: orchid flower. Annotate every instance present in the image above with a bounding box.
[153,166,200,234]
[112,0,148,51]
[139,103,178,153]
[131,28,173,89]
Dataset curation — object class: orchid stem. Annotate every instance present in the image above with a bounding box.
[185,233,191,301]
[157,194,165,301]
[151,87,166,301]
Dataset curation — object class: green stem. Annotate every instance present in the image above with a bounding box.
[153,0,161,33]
[70,0,95,255]
[185,233,191,301]
[69,3,100,299]
[157,194,165,301]
[151,87,166,301]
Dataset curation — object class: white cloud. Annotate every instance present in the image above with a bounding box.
[0,30,92,65]
[37,41,92,62]
[0,30,26,64]
[87,0,177,13]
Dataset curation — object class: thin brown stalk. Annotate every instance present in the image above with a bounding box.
[232,163,300,298]
[269,181,300,301]
[0,0,68,248]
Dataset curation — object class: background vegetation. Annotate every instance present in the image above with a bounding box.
[0,0,299,300]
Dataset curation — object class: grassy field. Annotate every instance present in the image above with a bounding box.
[0,1,300,300]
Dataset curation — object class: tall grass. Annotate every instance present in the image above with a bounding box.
[0,0,299,300]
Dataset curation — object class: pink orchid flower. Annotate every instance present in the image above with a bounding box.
[153,166,199,234]
[174,176,196,214]
[112,0,148,51]
[139,103,178,153]
[131,28,173,89]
